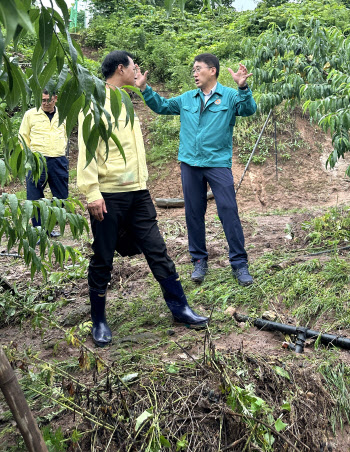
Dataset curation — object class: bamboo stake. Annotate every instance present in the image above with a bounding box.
[0,346,48,452]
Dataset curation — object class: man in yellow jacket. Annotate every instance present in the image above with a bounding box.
[19,90,68,236]
[77,50,208,347]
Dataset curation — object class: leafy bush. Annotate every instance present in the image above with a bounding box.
[147,115,180,166]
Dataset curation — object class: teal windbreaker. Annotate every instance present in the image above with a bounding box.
[142,82,257,168]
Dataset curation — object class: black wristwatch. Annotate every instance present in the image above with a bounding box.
[239,84,249,90]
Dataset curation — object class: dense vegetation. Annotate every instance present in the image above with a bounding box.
[82,0,350,172]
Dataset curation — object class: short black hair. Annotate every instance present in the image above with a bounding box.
[43,89,56,95]
[194,53,220,78]
[101,50,134,79]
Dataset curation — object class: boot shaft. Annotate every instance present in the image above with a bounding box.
[89,287,107,322]
[159,273,187,307]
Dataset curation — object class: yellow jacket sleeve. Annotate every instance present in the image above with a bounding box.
[77,111,103,203]
[18,111,31,148]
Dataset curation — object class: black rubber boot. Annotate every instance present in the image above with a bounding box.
[89,287,112,347]
[159,274,208,329]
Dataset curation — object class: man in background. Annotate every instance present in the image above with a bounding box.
[19,90,68,236]
[136,53,256,286]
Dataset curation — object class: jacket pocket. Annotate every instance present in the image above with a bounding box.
[182,105,199,113]
[207,104,229,113]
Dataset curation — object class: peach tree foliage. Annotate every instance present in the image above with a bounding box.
[0,0,139,277]
[242,18,350,175]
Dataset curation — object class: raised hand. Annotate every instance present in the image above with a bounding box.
[228,63,253,88]
[134,64,149,92]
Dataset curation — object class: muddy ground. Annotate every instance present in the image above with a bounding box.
[1,96,350,451]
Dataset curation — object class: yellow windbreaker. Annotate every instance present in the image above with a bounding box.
[18,107,67,157]
[77,89,148,203]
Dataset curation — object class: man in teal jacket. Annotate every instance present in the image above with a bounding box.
[136,53,256,286]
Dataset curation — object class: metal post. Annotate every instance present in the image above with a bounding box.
[235,109,273,194]
[0,347,48,452]
[274,115,278,180]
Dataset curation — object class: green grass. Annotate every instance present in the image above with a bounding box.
[302,205,350,248]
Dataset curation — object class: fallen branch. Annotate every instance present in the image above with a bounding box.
[155,191,214,208]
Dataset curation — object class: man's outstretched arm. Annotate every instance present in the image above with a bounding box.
[135,65,182,116]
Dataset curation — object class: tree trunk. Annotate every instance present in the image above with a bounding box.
[0,346,48,452]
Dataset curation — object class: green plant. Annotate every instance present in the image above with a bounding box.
[302,206,350,247]
[147,115,180,166]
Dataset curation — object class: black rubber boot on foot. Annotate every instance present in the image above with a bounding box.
[159,273,208,329]
[90,287,112,347]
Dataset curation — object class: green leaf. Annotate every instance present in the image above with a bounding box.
[135,409,153,432]
[39,58,57,89]
[56,43,65,75]
[39,200,49,230]
[281,401,291,412]
[274,418,288,432]
[56,64,69,92]
[176,434,188,451]
[121,89,134,128]
[314,333,322,350]
[85,125,100,167]
[122,85,145,103]
[110,132,126,164]
[0,0,34,46]
[39,7,53,53]
[57,77,81,127]
[0,28,4,70]
[77,65,95,100]
[274,366,290,380]
[109,87,122,127]
[54,0,70,26]
[66,94,84,137]
[8,61,27,111]
[8,193,19,222]
[0,160,7,186]
[160,436,171,448]
[166,364,178,374]
[65,26,78,66]
[93,76,106,106]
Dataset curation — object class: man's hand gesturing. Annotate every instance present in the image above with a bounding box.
[228,63,253,88]
[134,64,149,92]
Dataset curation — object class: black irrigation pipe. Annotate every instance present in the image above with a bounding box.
[234,312,350,353]
[0,252,20,258]
[307,245,350,256]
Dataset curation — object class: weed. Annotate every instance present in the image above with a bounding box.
[302,205,350,248]
[319,362,350,433]
[234,107,302,165]
[147,115,180,167]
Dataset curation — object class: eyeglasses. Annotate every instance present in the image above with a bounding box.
[133,67,138,74]
[192,66,213,74]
